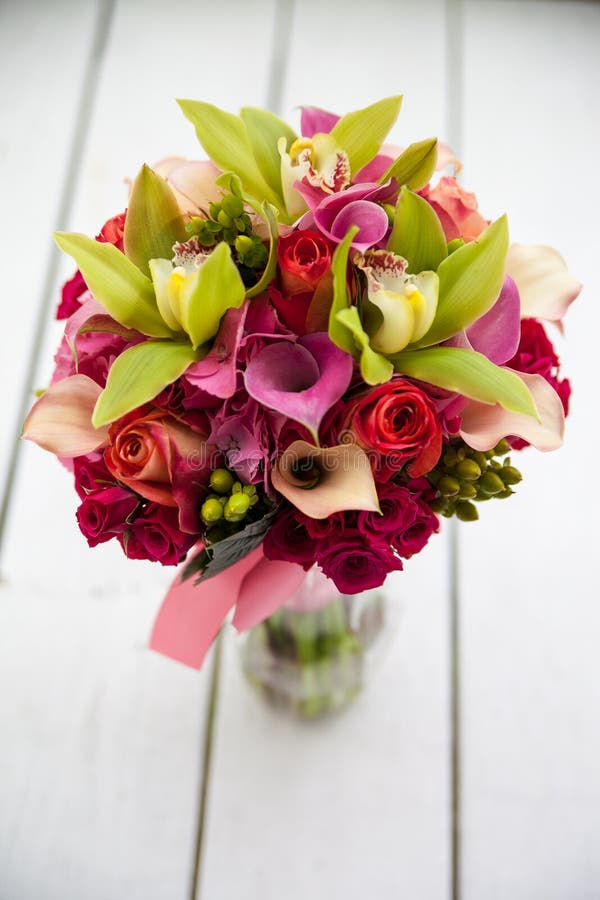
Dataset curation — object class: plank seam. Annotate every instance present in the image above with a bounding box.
[0,0,116,573]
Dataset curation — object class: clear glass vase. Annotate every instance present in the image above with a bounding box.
[239,567,395,718]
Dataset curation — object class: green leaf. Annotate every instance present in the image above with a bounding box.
[54,232,173,338]
[412,215,510,348]
[387,187,448,273]
[330,95,403,176]
[177,99,281,208]
[246,201,279,299]
[336,307,393,385]
[240,107,297,202]
[379,138,438,189]
[182,506,279,584]
[92,341,202,427]
[123,164,187,276]
[181,242,246,349]
[392,347,538,418]
[329,227,358,354]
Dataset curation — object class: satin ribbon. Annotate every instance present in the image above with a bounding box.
[149,547,306,669]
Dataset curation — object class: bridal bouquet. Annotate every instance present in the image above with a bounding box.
[24,96,579,669]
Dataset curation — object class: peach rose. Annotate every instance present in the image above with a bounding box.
[421,176,488,242]
[104,409,209,507]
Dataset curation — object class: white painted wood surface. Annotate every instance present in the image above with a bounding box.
[0,1,598,899]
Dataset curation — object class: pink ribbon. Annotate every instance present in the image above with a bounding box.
[149,548,306,669]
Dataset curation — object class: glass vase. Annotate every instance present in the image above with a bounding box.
[239,566,396,718]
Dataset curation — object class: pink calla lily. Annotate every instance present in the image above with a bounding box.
[244,333,353,441]
[459,370,565,452]
[507,244,582,322]
[271,439,381,519]
[23,375,109,456]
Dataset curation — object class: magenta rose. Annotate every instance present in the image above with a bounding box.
[76,486,140,548]
[263,507,318,570]
[506,318,571,449]
[120,504,196,566]
[346,378,443,478]
[317,533,403,594]
[74,454,115,499]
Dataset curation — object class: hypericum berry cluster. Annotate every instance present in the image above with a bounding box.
[186,193,268,277]
[199,468,271,543]
[427,439,522,521]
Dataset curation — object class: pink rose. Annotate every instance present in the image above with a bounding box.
[76,486,139,548]
[421,177,488,242]
[120,504,196,566]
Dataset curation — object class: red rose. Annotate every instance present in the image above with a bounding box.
[271,230,332,333]
[97,211,126,249]
[263,507,318,570]
[317,534,403,594]
[346,379,442,478]
[120,504,196,566]
[76,486,139,547]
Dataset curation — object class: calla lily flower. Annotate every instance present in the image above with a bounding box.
[506,244,582,322]
[244,333,353,442]
[271,440,381,519]
[23,375,109,456]
[357,249,439,354]
[459,370,565,452]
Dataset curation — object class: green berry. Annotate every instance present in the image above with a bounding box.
[501,465,522,485]
[201,497,224,525]
[456,459,481,481]
[221,195,244,218]
[224,493,251,522]
[478,471,506,496]
[437,475,461,497]
[494,439,512,456]
[456,500,479,522]
[209,468,235,494]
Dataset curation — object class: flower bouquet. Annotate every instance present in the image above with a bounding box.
[24,96,579,708]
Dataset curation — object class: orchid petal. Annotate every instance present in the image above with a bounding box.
[466,275,521,364]
[271,440,381,519]
[244,333,353,441]
[328,200,389,251]
[232,556,307,631]
[460,371,565,452]
[300,107,340,137]
[185,303,248,398]
[23,375,108,456]
[506,244,582,322]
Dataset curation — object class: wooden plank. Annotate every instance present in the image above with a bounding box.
[0,1,276,897]
[0,0,103,516]
[200,1,452,897]
[459,2,600,897]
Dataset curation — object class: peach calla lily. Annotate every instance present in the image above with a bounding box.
[22,375,109,457]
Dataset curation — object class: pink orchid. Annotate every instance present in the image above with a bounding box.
[295,180,394,251]
[445,276,521,365]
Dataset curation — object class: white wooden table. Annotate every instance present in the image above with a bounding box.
[1,1,599,897]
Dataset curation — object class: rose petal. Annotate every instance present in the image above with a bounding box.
[244,333,352,441]
[23,375,109,457]
[232,556,307,631]
[466,276,521,364]
[459,370,565,452]
[272,440,381,519]
[507,244,582,322]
